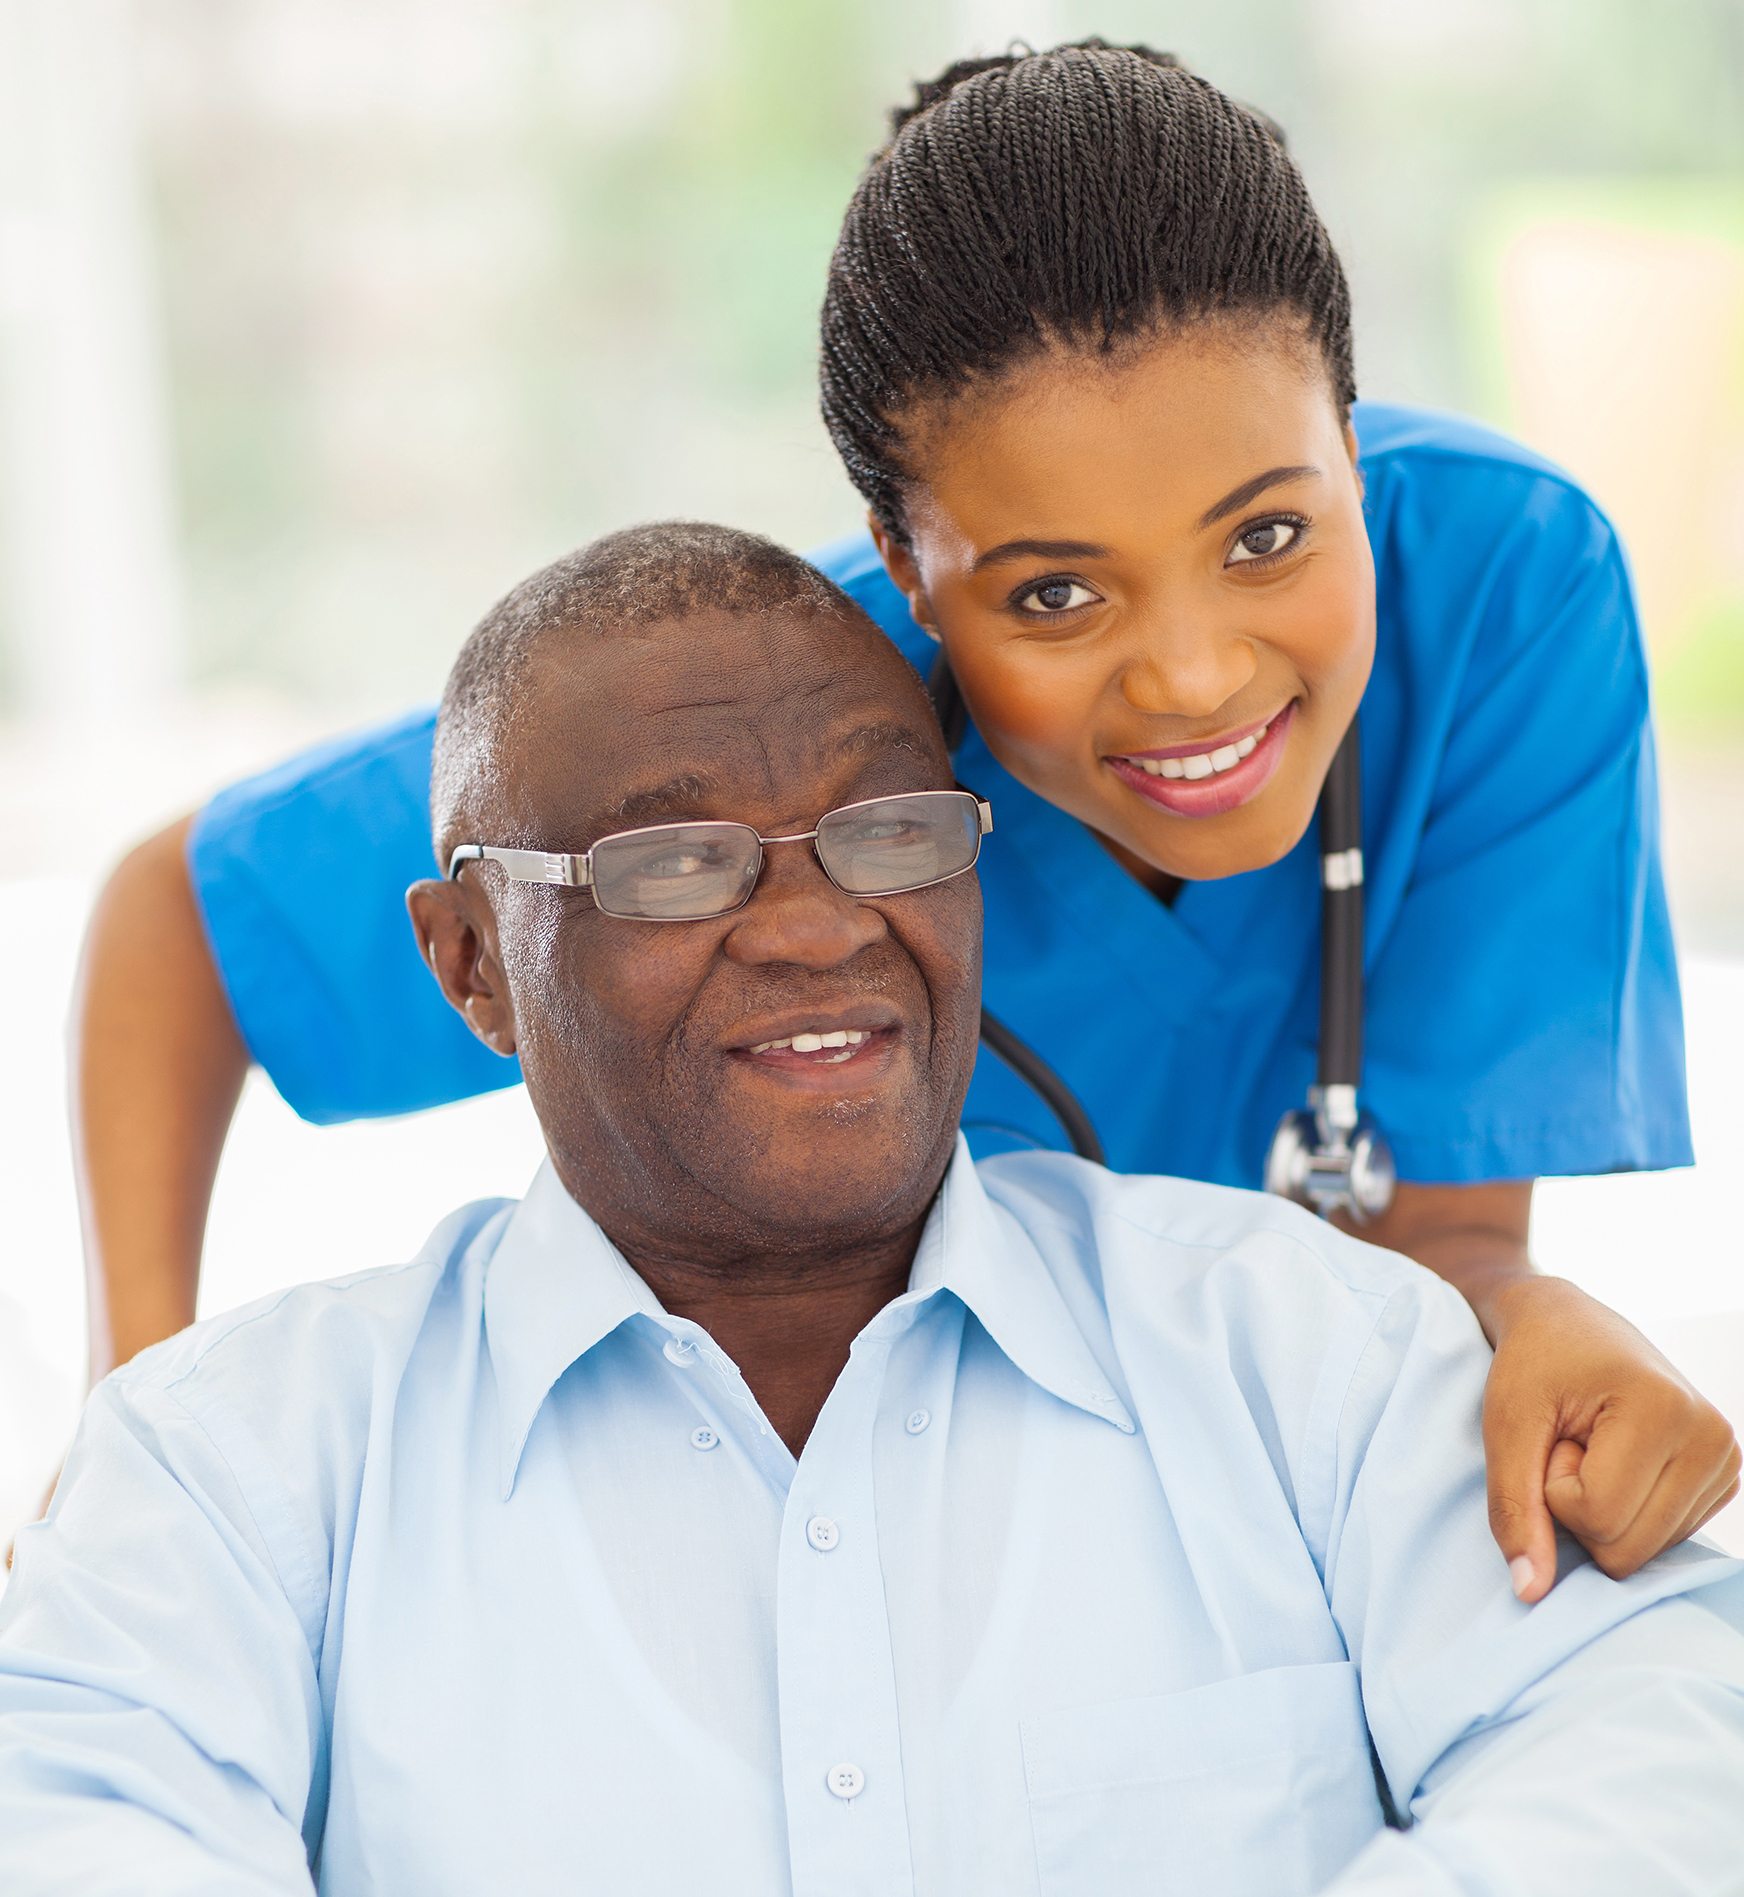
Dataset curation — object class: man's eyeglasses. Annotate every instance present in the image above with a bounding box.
[447,788,993,923]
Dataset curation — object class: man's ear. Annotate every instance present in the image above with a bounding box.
[867,511,939,643]
[406,879,518,1057]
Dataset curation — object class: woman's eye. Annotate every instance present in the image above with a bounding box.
[1015,577,1098,615]
[1227,518,1303,566]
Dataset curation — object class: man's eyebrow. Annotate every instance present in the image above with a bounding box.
[592,771,721,836]
[833,719,936,761]
[580,726,933,841]
[970,538,1110,576]
[1197,465,1321,531]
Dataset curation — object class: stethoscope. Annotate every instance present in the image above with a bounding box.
[930,657,1397,1225]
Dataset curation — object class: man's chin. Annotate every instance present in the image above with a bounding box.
[700,1094,955,1238]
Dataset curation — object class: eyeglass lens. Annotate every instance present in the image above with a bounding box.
[589,823,763,920]
[587,793,981,920]
[815,792,983,895]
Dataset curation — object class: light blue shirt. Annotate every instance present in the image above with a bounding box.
[2,1144,1740,1895]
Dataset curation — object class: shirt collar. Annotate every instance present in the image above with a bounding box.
[486,1137,1134,1498]
[908,1137,1135,1437]
[484,1159,666,1498]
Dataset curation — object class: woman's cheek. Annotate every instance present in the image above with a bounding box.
[953,644,1097,782]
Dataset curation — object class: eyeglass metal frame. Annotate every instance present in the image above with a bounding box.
[446,786,993,921]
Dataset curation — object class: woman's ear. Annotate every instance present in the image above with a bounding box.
[1342,417,1365,501]
[867,512,940,643]
[405,879,518,1057]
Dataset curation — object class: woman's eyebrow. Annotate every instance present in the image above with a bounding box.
[1197,464,1321,530]
[970,537,1108,575]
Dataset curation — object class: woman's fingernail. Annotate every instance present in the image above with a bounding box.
[1509,1555,1536,1599]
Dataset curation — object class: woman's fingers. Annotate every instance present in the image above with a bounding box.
[1482,1388,1561,1603]
[1685,1444,1743,1542]
[1541,1401,1672,1551]
[1548,1408,1740,1577]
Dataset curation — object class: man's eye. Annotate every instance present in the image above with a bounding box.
[643,847,720,879]
[1227,518,1305,565]
[1014,577,1098,615]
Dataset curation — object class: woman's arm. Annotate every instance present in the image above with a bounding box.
[69,815,249,1383]
[1347,1180,1742,1603]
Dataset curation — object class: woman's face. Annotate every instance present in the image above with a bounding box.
[875,324,1376,885]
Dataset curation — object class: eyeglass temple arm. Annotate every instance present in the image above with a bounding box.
[445,845,592,887]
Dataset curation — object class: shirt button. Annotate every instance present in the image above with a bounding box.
[690,1426,719,1452]
[663,1337,698,1367]
[825,1762,864,1800]
[805,1515,841,1553]
[905,1407,931,1435]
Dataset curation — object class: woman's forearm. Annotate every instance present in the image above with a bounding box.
[69,815,249,1382]
[1335,1179,1535,1345]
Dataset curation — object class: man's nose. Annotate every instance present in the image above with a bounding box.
[719,840,886,971]
[1116,620,1258,720]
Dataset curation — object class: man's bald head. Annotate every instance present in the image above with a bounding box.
[430,521,885,863]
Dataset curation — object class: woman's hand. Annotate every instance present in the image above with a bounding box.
[1340,1178,1741,1605]
[1483,1276,1740,1603]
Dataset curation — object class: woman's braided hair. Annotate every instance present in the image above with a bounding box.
[819,40,1356,541]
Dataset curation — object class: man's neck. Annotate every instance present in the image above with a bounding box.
[618,1230,922,1458]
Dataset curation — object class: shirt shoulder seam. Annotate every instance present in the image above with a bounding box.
[111,1376,328,1666]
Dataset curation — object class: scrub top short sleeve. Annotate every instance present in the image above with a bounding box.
[1356,470,1690,1182]
[188,708,517,1123]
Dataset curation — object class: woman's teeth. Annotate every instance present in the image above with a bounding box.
[748,1027,872,1063]
[1129,726,1266,780]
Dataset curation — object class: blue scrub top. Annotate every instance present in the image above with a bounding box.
[189,403,1693,1186]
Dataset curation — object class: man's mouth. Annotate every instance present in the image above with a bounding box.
[744,1026,883,1067]
[726,1007,903,1079]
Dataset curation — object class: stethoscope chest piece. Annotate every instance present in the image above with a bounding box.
[1264,1085,1396,1225]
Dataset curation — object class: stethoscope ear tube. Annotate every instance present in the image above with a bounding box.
[927,652,1105,1164]
[1267,715,1397,1222]
[1317,721,1365,1095]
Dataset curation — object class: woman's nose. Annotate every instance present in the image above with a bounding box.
[1117,624,1258,720]
[720,841,886,971]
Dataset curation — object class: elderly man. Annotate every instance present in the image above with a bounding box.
[1,523,1741,1896]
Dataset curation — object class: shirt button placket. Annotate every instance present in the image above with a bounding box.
[776,1359,915,1896]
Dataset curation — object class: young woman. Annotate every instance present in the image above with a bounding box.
[70,43,1737,1598]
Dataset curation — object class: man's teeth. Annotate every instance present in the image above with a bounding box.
[748,1028,874,1056]
[1130,726,1266,780]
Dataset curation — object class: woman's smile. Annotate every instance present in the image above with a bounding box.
[1106,701,1297,818]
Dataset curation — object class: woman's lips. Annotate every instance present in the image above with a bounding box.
[1105,702,1296,819]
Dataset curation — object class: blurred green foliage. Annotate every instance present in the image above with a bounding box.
[128,0,1744,712]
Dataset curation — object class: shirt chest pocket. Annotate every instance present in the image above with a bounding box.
[1020,1660,1383,1897]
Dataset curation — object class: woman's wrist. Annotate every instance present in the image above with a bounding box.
[1406,1231,1539,1346]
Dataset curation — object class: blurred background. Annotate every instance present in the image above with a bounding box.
[2,1,1742,1542]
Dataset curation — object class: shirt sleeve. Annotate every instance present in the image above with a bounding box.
[188,706,521,1123]
[1316,1265,1744,1893]
[1363,482,1692,1182]
[0,1377,324,1893]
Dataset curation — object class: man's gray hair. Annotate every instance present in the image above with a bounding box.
[431,521,864,857]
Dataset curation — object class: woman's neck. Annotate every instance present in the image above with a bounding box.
[1094,829,1186,907]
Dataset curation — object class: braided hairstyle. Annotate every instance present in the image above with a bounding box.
[820,40,1355,541]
